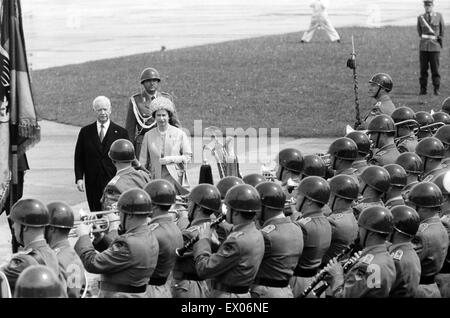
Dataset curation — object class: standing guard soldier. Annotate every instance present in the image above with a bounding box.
[391,106,419,153]
[388,205,421,297]
[346,131,371,174]
[290,176,332,298]
[327,137,359,181]
[45,202,86,298]
[395,152,424,201]
[408,182,449,297]
[193,184,265,298]
[251,182,304,298]
[367,114,400,166]
[172,184,222,298]
[415,111,435,140]
[383,164,408,209]
[75,188,159,298]
[125,67,181,157]
[144,179,183,298]
[415,137,445,181]
[418,0,445,96]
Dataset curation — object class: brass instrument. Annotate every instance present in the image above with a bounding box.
[261,160,277,181]
[69,210,119,238]
[415,121,445,137]
[314,153,332,167]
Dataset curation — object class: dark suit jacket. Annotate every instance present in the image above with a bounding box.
[74,121,129,211]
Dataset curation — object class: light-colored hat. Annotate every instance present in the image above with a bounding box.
[149,96,175,115]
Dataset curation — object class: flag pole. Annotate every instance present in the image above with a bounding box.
[9,0,18,206]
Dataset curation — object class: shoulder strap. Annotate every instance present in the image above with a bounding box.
[131,96,156,130]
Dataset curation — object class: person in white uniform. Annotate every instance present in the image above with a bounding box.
[301,0,341,43]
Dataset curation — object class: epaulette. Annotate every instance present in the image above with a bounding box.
[298,217,311,225]
[148,223,159,231]
[185,225,199,233]
[376,150,387,156]
[360,253,374,265]
[418,223,429,233]
[228,231,244,240]
[391,249,403,261]
[261,224,276,234]
[108,176,120,186]
[160,91,173,99]
[422,175,433,182]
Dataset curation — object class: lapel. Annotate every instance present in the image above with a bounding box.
[102,121,116,154]
[89,122,102,154]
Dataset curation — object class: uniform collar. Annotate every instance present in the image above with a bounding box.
[149,214,173,224]
[361,197,383,204]
[385,196,403,206]
[301,209,324,218]
[388,241,413,252]
[126,223,149,234]
[262,216,291,227]
[25,238,47,250]
[330,207,353,214]
[232,222,256,232]
[421,215,441,224]
[378,143,396,152]
[362,243,388,256]
[378,94,391,103]
[50,239,71,250]
[190,217,212,226]
[116,165,134,175]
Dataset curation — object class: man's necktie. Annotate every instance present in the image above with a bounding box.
[99,124,105,143]
[151,95,155,101]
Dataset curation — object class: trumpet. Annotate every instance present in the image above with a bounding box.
[314,153,331,167]
[69,210,119,238]
[175,213,226,257]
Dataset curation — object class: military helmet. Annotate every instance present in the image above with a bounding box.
[302,154,327,177]
[118,188,152,214]
[189,184,221,212]
[433,172,450,196]
[10,199,50,227]
[367,114,395,133]
[144,179,176,206]
[345,131,371,156]
[140,67,161,83]
[415,137,445,159]
[384,164,407,188]
[216,176,244,199]
[47,202,74,229]
[391,205,420,237]
[434,125,450,146]
[328,137,358,160]
[359,166,391,193]
[328,175,359,200]
[408,182,443,208]
[432,111,450,125]
[442,97,450,114]
[297,176,330,205]
[108,139,135,162]
[224,184,261,213]
[369,73,393,92]
[391,107,417,128]
[242,173,266,188]
[415,111,434,127]
[14,265,65,298]
[395,152,423,174]
[358,206,393,234]
[278,148,304,173]
[255,181,286,210]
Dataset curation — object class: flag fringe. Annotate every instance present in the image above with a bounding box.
[17,120,40,154]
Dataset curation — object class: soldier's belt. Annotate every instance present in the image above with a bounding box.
[100,281,147,293]
[421,34,437,40]
[293,267,319,278]
[214,282,250,294]
[253,277,290,288]
[419,275,436,285]
[148,276,168,286]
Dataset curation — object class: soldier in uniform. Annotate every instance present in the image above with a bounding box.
[45,202,86,298]
[322,175,359,266]
[327,137,359,181]
[251,182,304,298]
[301,154,327,178]
[193,184,265,298]
[243,173,266,188]
[74,188,159,298]
[383,164,407,209]
[172,184,222,298]
[417,0,445,96]
[361,73,395,129]
[14,265,66,298]
[290,176,332,298]
[416,137,445,181]
[408,182,449,297]
[388,205,421,298]
[352,166,391,219]
[324,206,396,297]
[367,114,400,166]
[100,139,151,210]
[395,152,423,201]
[391,106,419,153]
[441,97,450,115]
[415,111,435,140]
[346,131,371,174]
[144,179,183,298]
[0,199,66,296]
[125,67,181,157]
[432,111,450,126]
[434,125,450,169]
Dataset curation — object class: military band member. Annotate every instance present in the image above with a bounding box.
[243,173,266,188]
[14,265,66,298]
[395,152,424,201]
[324,206,396,298]
[346,131,371,174]
[388,205,421,298]
[193,184,265,298]
[416,137,445,181]
[383,164,407,209]
[125,67,181,157]
[251,182,304,298]
[434,125,450,169]
[415,111,435,140]
[367,114,400,166]
[75,189,159,298]
[301,155,327,179]
[327,137,359,181]
[391,107,419,153]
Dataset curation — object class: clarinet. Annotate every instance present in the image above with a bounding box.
[299,243,357,298]
[175,213,226,257]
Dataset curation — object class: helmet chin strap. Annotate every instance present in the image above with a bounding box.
[376,133,381,149]
[18,225,25,247]
[374,86,382,99]
[297,197,306,212]
[331,195,337,211]
[332,157,337,170]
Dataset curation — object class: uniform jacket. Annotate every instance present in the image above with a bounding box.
[388,242,421,298]
[420,166,444,182]
[352,159,369,174]
[417,11,445,52]
[352,198,385,220]
[363,95,396,129]
[401,181,419,202]
[369,143,400,166]
[440,214,450,273]
[396,134,418,153]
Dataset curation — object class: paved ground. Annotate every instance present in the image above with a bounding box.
[0,119,334,263]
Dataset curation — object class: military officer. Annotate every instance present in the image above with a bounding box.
[395,152,423,201]
[0,199,66,296]
[415,111,435,140]
[74,188,159,298]
[14,265,66,298]
[193,184,265,298]
[408,182,449,297]
[251,182,304,298]
[125,67,181,157]
[144,179,183,298]
[100,139,151,210]
[416,137,445,181]
[367,114,400,166]
[324,206,396,297]
[290,176,332,298]
[383,164,408,209]
[327,137,359,181]
[346,131,371,174]
[391,106,419,153]
[172,184,222,298]
[418,0,445,95]
[388,205,421,297]
[45,202,86,298]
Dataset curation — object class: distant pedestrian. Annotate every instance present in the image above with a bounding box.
[301,0,340,43]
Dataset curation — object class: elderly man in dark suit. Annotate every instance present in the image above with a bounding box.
[74,96,129,212]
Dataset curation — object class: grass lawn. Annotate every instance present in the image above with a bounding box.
[31,25,449,137]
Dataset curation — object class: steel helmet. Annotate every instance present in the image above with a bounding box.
[140,67,161,83]
[442,97,450,115]
[415,137,445,159]
[390,205,420,237]
[189,184,222,212]
[144,179,176,206]
[384,164,407,188]
[10,199,50,227]
[358,206,393,234]
[216,176,244,199]
[432,172,450,196]
[432,111,450,125]
[434,125,450,146]
[108,139,135,162]
[328,175,359,200]
[367,114,396,134]
[345,131,371,156]
[395,152,423,174]
[297,176,330,205]
[118,188,152,214]
[359,166,391,193]
[328,137,358,160]
[391,107,418,128]
[14,265,65,298]
[255,181,286,210]
[278,148,304,173]
[302,154,327,177]
[415,111,434,127]
[369,73,393,92]
[408,182,443,208]
[224,184,261,213]
[242,173,266,188]
[47,202,74,229]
